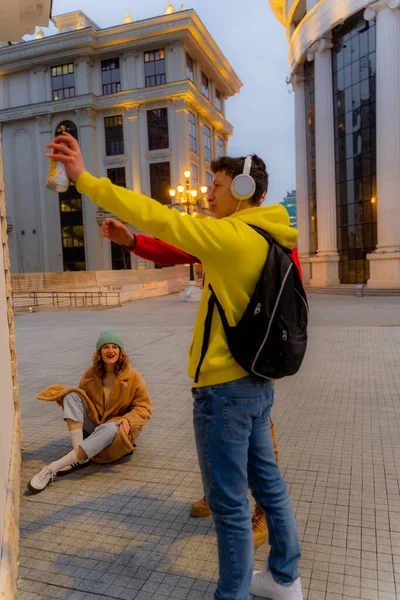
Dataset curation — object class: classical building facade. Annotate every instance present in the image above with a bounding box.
[269,0,400,288]
[0,8,241,273]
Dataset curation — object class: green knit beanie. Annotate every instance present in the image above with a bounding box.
[96,330,124,353]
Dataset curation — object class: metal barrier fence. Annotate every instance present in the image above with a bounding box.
[12,291,121,311]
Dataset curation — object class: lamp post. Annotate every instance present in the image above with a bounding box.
[169,169,208,302]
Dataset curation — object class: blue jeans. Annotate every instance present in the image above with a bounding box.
[192,376,301,600]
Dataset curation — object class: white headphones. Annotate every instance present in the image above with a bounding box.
[231,155,256,201]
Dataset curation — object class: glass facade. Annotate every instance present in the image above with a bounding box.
[186,54,194,83]
[144,49,166,87]
[101,58,121,95]
[150,162,171,205]
[55,121,86,271]
[107,168,131,270]
[304,60,317,255]
[333,12,377,283]
[104,116,124,156]
[51,63,75,101]
[147,108,169,151]
[189,112,197,153]
[204,125,212,162]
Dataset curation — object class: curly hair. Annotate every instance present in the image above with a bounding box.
[92,348,130,379]
[210,154,269,205]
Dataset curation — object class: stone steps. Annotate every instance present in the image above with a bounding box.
[305,285,400,297]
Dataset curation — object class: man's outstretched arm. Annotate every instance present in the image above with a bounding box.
[102,218,198,266]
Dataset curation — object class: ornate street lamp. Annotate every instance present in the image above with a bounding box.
[169,170,208,302]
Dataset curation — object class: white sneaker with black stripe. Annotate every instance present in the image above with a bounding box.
[28,466,56,494]
[56,458,90,477]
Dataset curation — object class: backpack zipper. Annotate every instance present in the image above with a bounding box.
[251,263,293,379]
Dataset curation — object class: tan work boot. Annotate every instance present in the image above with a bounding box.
[190,496,212,518]
[252,502,268,548]
[190,497,269,548]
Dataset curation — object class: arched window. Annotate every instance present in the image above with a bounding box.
[55,120,78,140]
[55,121,86,271]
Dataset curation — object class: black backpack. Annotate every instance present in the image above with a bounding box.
[194,226,308,384]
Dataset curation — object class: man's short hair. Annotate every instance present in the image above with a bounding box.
[210,154,269,205]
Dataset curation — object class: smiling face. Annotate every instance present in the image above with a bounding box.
[100,343,120,367]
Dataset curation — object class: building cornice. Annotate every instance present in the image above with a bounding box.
[0,80,234,135]
[287,0,371,72]
[0,10,241,97]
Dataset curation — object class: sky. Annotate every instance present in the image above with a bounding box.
[31,0,295,204]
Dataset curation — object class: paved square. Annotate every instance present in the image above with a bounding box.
[15,293,400,600]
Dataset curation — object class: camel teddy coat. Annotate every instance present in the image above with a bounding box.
[37,364,152,464]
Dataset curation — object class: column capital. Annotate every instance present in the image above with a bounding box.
[36,114,52,133]
[75,108,96,127]
[31,65,47,75]
[126,103,140,120]
[307,36,333,61]
[75,56,94,68]
[365,0,400,20]
[122,50,138,60]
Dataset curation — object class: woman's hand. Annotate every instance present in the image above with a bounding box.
[102,218,136,248]
[45,132,86,182]
[116,418,131,436]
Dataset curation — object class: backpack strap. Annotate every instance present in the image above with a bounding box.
[194,287,216,384]
[194,284,233,384]
[248,225,291,253]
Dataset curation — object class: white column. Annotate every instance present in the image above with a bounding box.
[30,66,47,104]
[121,51,136,91]
[310,39,340,286]
[365,0,400,288]
[127,104,142,191]
[35,114,63,272]
[76,108,104,270]
[173,99,190,183]
[293,68,311,284]
[135,53,145,88]
[74,57,93,95]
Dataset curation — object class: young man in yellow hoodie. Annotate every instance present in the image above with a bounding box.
[46,133,302,600]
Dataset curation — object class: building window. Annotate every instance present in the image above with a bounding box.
[191,163,198,189]
[332,12,377,284]
[186,53,194,83]
[150,162,171,205]
[104,116,124,156]
[217,137,223,158]
[51,63,75,101]
[204,125,212,162]
[189,112,197,153]
[56,121,86,271]
[107,167,131,269]
[304,60,317,256]
[144,48,166,87]
[201,72,209,99]
[147,108,169,151]
[206,172,213,189]
[107,167,126,187]
[216,90,222,112]
[101,58,121,95]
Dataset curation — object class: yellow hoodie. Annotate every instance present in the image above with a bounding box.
[77,173,298,387]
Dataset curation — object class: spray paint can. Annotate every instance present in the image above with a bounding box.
[46,146,69,193]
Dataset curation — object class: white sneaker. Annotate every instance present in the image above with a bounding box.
[56,458,90,477]
[28,466,56,494]
[250,570,303,599]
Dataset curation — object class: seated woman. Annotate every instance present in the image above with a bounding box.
[28,330,152,494]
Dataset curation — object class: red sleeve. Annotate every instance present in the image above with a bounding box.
[290,247,303,282]
[129,235,198,266]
